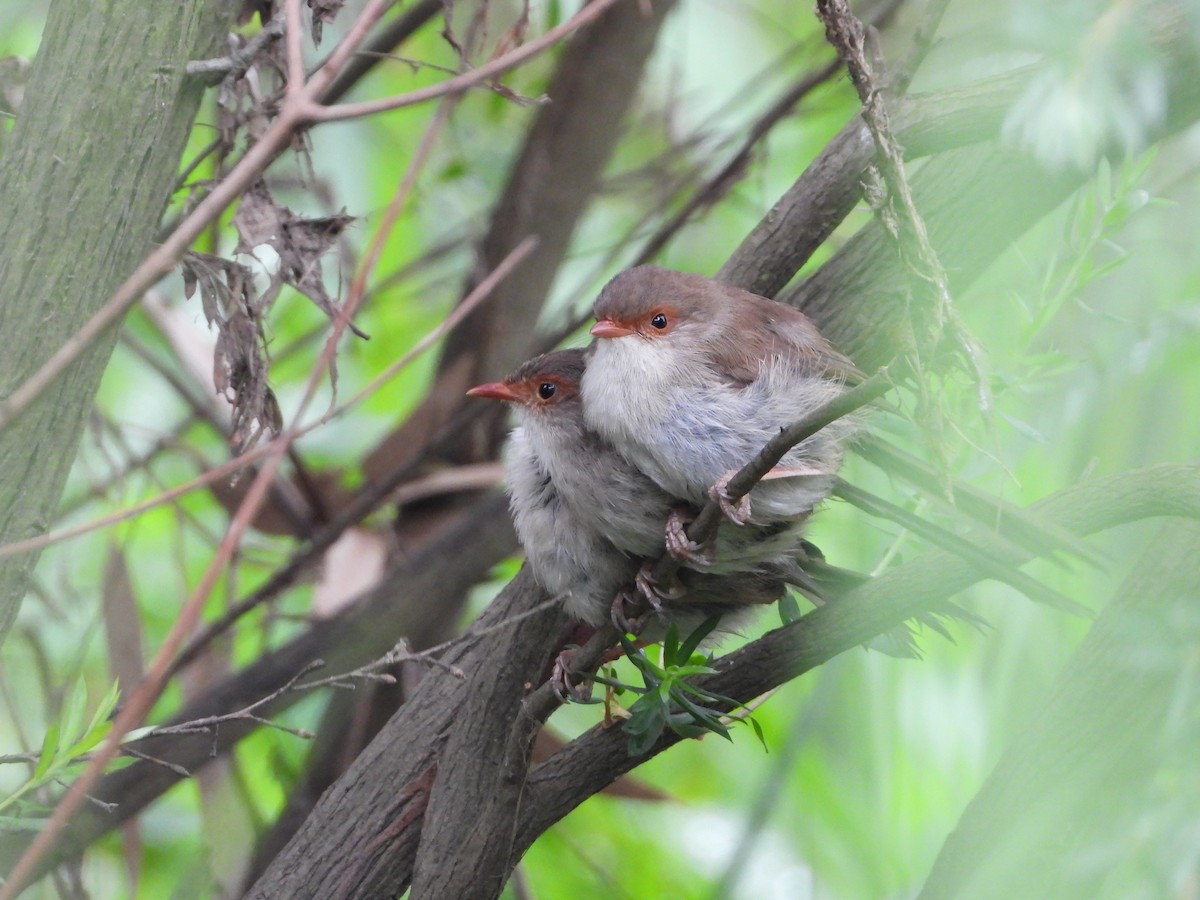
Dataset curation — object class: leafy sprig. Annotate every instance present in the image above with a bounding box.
[590,618,766,756]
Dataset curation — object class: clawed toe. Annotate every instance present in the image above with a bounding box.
[665,508,716,566]
[636,560,683,606]
[550,647,593,703]
[609,563,684,633]
[610,589,640,633]
[709,471,751,525]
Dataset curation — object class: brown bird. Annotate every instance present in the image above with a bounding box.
[581,265,859,528]
[467,349,786,636]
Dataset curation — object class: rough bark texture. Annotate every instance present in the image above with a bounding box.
[0,0,236,644]
[243,567,568,899]
[919,516,1200,899]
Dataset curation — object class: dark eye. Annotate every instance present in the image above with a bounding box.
[537,382,557,399]
[650,313,668,329]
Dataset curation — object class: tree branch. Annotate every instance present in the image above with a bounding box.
[508,464,1200,855]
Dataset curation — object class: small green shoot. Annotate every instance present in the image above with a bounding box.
[588,618,768,756]
[0,678,121,828]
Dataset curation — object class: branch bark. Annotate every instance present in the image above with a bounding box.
[0,0,237,645]
[508,465,1200,855]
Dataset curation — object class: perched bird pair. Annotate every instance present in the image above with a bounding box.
[468,265,858,637]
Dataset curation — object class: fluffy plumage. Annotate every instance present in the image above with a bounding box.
[469,349,787,633]
[582,265,859,524]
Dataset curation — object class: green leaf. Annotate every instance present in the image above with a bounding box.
[61,677,88,747]
[33,722,61,782]
[779,591,802,624]
[661,623,681,665]
[624,702,667,755]
[748,716,768,752]
[675,615,720,664]
[673,693,732,741]
[65,720,112,759]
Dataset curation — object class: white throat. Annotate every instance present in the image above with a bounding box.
[581,337,682,440]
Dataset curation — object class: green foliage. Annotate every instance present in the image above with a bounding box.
[3,0,1200,896]
[591,619,766,756]
[0,679,119,827]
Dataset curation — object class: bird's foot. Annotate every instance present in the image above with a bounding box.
[709,470,752,525]
[550,646,594,703]
[664,508,717,567]
[635,560,684,608]
[610,588,644,635]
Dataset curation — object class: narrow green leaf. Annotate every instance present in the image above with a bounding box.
[676,615,721,664]
[66,720,112,758]
[33,723,61,782]
[779,591,802,624]
[61,678,88,747]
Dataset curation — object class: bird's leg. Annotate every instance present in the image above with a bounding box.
[709,470,752,525]
[610,586,648,634]
[547,622,601,703]
[550,646,594,703]
[664,507,717,567]
[635,560,684,609]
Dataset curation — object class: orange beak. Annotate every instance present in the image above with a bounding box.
[466,381,519,402]
[590,318,636,339]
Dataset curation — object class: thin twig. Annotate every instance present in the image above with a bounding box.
[309,0,622,122]
[146,660,325,739]
[815,0,988,408]
[296,638,466,689]
[185,9,287,84]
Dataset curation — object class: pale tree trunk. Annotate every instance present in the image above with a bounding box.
[0,0,236,644]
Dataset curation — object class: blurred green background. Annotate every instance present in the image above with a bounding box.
[1,0,1198,897]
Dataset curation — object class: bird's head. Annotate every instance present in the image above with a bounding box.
[589,265,720,346]
[466,349,586,416]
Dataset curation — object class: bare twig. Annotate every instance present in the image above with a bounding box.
[186,9,287,83]
[147,659,325,738]
[295,639,466,689]
[309,0,622,122]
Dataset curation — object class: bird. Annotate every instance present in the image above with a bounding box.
[581,265,860,529]
[466,348,788,637]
